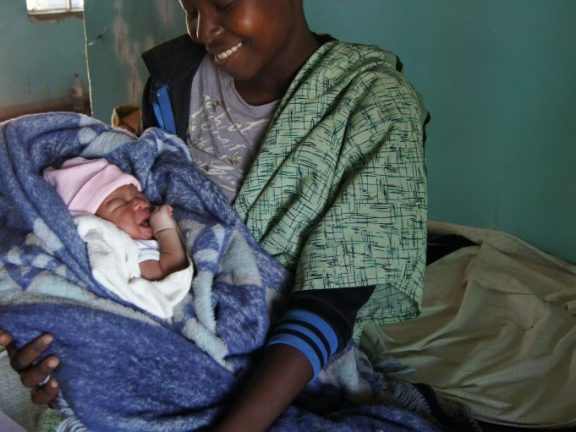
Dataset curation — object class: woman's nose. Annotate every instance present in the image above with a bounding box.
[195,9,224,44]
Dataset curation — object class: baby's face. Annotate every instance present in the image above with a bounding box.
[96,184,153,240]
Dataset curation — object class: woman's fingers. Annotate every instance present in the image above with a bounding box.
[0,330,13,352]
[8,333,61,391]
[1,331,60,405]
[9,333,54,372]
[19,355,60,389]
[31,376,60,405]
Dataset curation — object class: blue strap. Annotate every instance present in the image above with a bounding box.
[152,85,176,135]
[152,101,165,130]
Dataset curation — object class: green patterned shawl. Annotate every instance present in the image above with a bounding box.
[234,41,427,329]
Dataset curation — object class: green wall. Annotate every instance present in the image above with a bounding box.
[81,0,576,263]
[0,2,87,108]
[84,0,184,121]
[2,0,573,262]
[304,0,576,262]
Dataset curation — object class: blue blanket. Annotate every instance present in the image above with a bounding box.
[0,112,455,432]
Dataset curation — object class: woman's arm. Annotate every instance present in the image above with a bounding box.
[213,344,313,432]
[0,331,60,405]
[214,287,371,431]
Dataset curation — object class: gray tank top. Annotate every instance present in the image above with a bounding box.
[186,56,278,201]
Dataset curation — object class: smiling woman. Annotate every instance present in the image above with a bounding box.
[178,0,319,105]
[2,1,431,431]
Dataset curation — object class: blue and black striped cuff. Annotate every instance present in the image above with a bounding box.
[267,309,339,378]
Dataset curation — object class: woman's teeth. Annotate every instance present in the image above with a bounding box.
[215,42,242,62]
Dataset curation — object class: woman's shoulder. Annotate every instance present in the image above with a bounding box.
[310,40,412,95]
[312,40,421,104]
[319,40,400,72]
[309,41,426,122]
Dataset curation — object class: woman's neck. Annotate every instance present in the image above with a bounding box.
[235,31,320,106]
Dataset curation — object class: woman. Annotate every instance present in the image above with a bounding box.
[0,1,427,430]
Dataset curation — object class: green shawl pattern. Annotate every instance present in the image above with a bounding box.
[234,41,427,328]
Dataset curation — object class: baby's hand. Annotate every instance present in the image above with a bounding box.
[150,205,178,236]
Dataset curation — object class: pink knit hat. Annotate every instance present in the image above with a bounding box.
[43,157,141,214]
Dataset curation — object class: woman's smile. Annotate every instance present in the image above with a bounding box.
[213,41,243,64]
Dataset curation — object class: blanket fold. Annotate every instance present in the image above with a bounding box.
[74,214,193,320]
[0,112,459,432]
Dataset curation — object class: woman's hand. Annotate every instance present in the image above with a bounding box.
[0,331,60,405]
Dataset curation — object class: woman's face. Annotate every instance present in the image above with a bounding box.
[179,0,310,85]
[96,184,153,240]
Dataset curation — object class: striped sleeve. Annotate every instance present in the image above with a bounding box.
[266,286,374,378]
[267,309,339,378]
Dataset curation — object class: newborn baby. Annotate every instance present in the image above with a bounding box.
[43,157,193,318]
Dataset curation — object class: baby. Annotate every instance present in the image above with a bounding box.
[43,157,192,318]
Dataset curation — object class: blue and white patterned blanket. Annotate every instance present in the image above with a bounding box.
[0,113,451,432]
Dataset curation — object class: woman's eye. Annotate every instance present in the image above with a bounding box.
[214,0,235,11]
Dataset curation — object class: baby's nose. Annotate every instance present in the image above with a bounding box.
[132,198,150,210]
